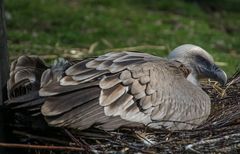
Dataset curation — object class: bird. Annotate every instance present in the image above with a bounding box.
[5,44,227,131]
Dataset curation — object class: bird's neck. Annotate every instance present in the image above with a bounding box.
[187,73,199,86]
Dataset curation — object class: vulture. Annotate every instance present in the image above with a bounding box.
[6,44,227,131]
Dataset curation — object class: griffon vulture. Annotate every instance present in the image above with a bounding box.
[6,44,227,130]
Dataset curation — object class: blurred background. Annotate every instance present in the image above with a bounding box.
[5,0,240,75]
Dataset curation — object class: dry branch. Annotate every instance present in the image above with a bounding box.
[0,142,83,151]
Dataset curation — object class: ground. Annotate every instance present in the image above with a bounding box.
[5,0,240,75]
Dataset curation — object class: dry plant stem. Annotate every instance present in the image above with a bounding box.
[64,129,94,152]
[13,130,73,146]
[185,133,240,153]
[217,143,240,153]
[114,136,155,154]
[88,42,99,54]
[64,129,83,146]
[105,130,154,153]
[0,142,83,151]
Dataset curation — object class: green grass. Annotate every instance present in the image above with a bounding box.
[5,0,240,75]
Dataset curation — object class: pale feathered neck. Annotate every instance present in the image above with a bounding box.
[187,73,199,86]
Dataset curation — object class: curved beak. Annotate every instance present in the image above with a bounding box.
[213,67,227,85]
[198,64,227,86]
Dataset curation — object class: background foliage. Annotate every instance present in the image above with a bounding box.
[5,0,240,74]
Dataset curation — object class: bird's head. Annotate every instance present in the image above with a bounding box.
[168,44,227,86]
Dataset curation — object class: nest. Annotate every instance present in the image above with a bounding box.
[4,69,240,153]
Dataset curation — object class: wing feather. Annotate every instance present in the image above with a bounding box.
[41,87,100,116]
[45,98,99,126]
[99,84,127,106]
[96,60,113,70]
[39,51,210,131]
[40,80,99,96]
[99,73,121,89]
[103,93,133,116]
[65,59,92,75]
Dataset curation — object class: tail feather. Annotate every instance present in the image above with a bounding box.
[5,56,76,130]
[8,55,48,95]
[6,56,48,112]
[5,56,49,130]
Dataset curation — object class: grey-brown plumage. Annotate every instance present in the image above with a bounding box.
[6,44,227,131]
[6,55,48,116]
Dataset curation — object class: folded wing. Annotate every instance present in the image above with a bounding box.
[40,51,211,130]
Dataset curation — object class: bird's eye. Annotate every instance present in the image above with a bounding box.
[195,55,212,69]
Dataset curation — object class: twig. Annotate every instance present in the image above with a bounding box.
[64,129,83,146]
[217,143,240,153]
[0,142,83,151]
[13,130,73,146]
[64,129,95,153]
[185,133,240,153]
[102,129,155,153]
